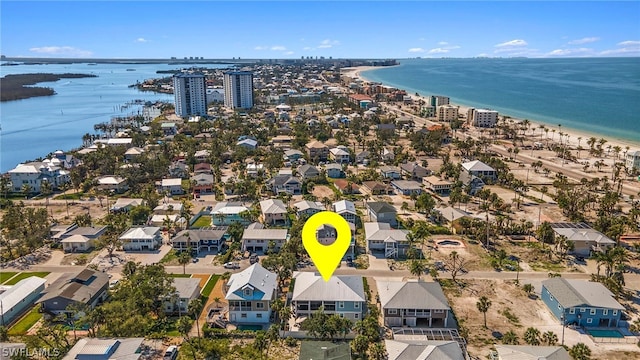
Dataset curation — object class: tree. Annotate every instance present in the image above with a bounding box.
[352,335,369,357]
[523,327,541,345]
[476,296,492,328]
[542,331,558,346]
[523,283,534,297]
[369,342,387,360]
[444,250,469,283]
[569,343,592,360]
[502,330,519,344]
[20,183,32,199]
[178,249,192,274]
[409,260,425,280]
[0,326,8,341]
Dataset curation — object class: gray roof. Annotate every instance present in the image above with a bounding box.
[385,340,465,360]
[299,341,350,360]
[292,272,365,302]
[242,229,288,241]
[62,337,144,360]
[270,174,301,186]
[379,165,401,173]
[364,222,408,242]
[64,226,107,238]
[461,160,495,172]
[391,180,423,190]
[191,173,214,184]
[550,223,616,246]
[298,164,320,176]
[377,280,450,310]
[260,199,287,214]
[119,227,160,240]
[367,201,396,214]
[173,229,227,243]
[226,263,277,301]
[325,163,343,171]
[435,207,471,222]
[0,277,46,316]
[542,278,624,310]
[38,269,108,305]
[172,278,201,299]
[494,345,571,360]
[294,200,324,212]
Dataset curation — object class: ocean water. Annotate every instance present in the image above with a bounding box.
[1,63,231,172]
[361,58,640,144]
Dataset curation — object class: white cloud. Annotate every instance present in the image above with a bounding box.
[617,40,640,46]
[408,47,425,53]
[438,41,449,45]
[428,48,449,54]
[271,45,287,51]
[29,46,93,57]
[418,38,425,41]
[303,46,313,51]
[568,37,599,45]
[284,51,294,55]
[135,38,148,43]
[599,40,640,55]
[545,48,594,57]
[254,46,267,50]
[318,39,340,49]
[495,39,527,47]
[476,53,490,58]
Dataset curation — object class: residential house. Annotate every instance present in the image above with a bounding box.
[210,202,250,226]
[191,173,215,194]
[292,272,366,321]
[305,141,329,162]
[124,147,145,162]
[241,228,289,253]
[365,222,409,258]
[379,165,402,180]
[541,278,624,327]
[625,150,640,173]
[333,200,357,224]
[119,227,162,251]
[284,149,305,163]
[492,345,570,360]
[423,176,453,195]
[361,181,393,195]
[54,226,107,243]
[164,278,201,314]
[549,223,616,257]
[153,202,183,215]
[434,206,472,224]
[329,147,351,164]
[96,175,129,193]
[385,340,465,360]
[355,150,370,164]
[366,202,398,227]
[299,341,351,360]
[315,224,355,260]
[194,150,211,163]
[8,161,70,193]
[61,234,96,253]
[298,164,320,181]
[149,214,181,228]
[194,163,212,174]
[110,198,144,213]
[237,138,258,150]
[160,178,184,195]
[268,174,302,195]
[225,263,277,325]
[36,269,109,317]
[106,138,133,147]
[376,280,452,327]
[461,160,497,182]
[382,148,395,163]
[62,338,145,360]
[247,163,264,177]
[160,122,177,135]
[293,200,325,218]
[325,163,344,178]
[260,199,288,226]
[391,180,423,196]
[172,228,229,254]
[400,162,430,181]
[0,277,46,326]
[334,179,358,195]
[169,160,188,178]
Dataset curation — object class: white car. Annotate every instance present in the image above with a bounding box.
[223,262,239,269]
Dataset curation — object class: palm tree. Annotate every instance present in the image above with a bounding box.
[21,183,32,199]
[188,297,203,338]
[502,330,519,344]
[476,296,492,328]
[409,260,425,280]
[523,327,541,345]
[542,331,558,346]
[178,249,191,274]
[569,343,592,360]
[369,342,387,360]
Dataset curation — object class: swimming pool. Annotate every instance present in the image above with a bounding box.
[587,329,624,338]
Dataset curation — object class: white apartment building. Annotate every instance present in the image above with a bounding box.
[626,150,640,173]
[173,73,207,117]
[472,109,499,128]
[428,95,450,107]
[224,71,254,109]
[8,162,70,193]
[437,104,458,122]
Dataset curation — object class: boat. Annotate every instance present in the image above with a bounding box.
[126,69,136,71]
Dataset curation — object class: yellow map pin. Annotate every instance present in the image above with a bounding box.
[302,211,351,282]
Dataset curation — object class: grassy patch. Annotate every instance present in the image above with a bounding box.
[201,275,220,297]
[0,272,18,284]
[159,249,179,264]
[8,306,42,335]
[4,272,50,285]
[499,308,521,327]
[169,273,192,278]
[54,192,84,200]
[191,215,212,228]
[529,261,566,272]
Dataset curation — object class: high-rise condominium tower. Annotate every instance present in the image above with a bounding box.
[173,73,207,116]
[223,71,254,109]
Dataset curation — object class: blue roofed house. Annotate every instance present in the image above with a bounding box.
[292,272,366,322]
[541,278,625,328]
[225,263,277,325]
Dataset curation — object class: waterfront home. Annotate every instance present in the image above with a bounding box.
[0,277,46,326]
[172,228,229,254]
[293,200,325,218]
[461,160,497,182]
[541,278,624,327]
[365,222,409,258]
[119,227,162,251]
[385,340,465,360]
[7,161,71,193]
[391,180,423,196]
[423,176,453,195]
[96,175,129,193]
[225,263,277,325]
[305,141,329,162]
[333,200,357,224]
[361,181,393,195]
[379,165,402,180]
[400,162,430,181]
[325,163,344,178]
[160,178,184,195]
[377,280,452,327]
[110,198,144,213]
[260,199,288,225]
[625,150,640,173]
[549,223,616,257]
[297,164,320,181]
[210,202,250,226]
[366,201,398,227]
[492,345,570,360]
[299,341,351,360]
[36,269,108,317]
[329,147,351,164]
[267,174,302,195]
[191,173,214,194]
[241,228,289,253]
[62,338,145,360]
[292,272,366,321]
[163,278,200,315]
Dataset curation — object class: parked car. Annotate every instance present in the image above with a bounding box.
[249,254,259,264]
[109,279,119,289]
[163,345,178,360]
[223,262,239,269]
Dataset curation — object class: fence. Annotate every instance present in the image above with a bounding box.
[590,335,638,344]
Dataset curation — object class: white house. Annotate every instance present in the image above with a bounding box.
[329,147,351,164]
[225,264,277,325]
[333,200,357,224]
[0,277,46,326]
[160,178,184,195]
[241,228,289,253]
[97,175,129,193]
[119,227,162,251]
[8,162,70,193]
[626,150,640,173]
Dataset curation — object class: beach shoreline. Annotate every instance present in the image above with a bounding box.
[342,66,640,151]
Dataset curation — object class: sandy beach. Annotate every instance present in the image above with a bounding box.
[342,66,640,152]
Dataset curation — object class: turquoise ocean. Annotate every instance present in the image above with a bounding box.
[361,58,640,144]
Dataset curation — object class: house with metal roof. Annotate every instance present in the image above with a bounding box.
[293,200,324,218]
[299,341,351,360]
[225,263,277,325]
[492,345,570,360]
[461,160,496,181]
[366,201,398,227]
[333,200,357,224]
[241,228,289,253]
[119,226,162,251]
[172,228,229,254]
[541,278,624,327]
[267,174,302,195]
[329,147,351,164]
[62,337,145,360]
[298,164,320,181]
[210,202,250,226]
[0,277,46,326]
[400,162,431,181]
[391,180,424,196]
[36,269,108,317]
[379,165,402,180]
[292,272,366,321]
[549,223,616,257]
[260,199,288,226]
[365,222,409,258]
[163,278,201,315]
[385,340,465,360]
[325,163,345,179]
[377,280,452,328]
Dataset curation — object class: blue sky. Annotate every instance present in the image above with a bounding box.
[2,1,639,59]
